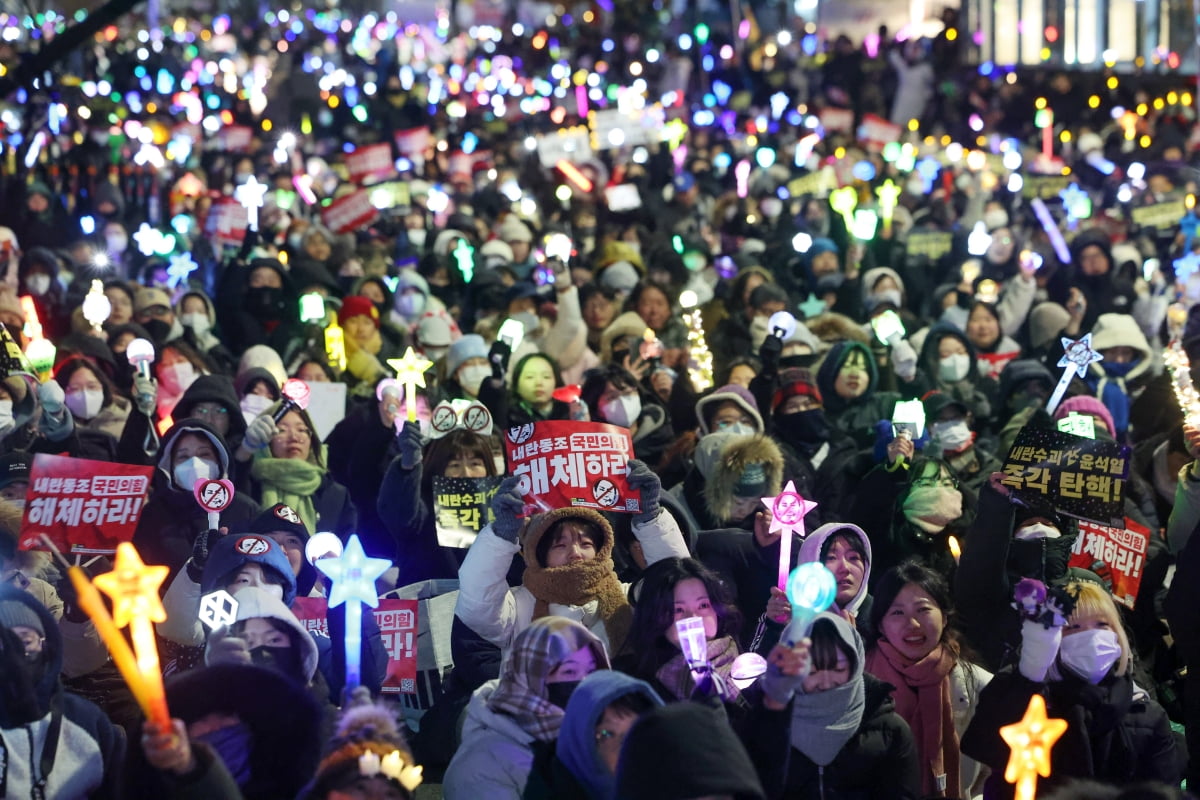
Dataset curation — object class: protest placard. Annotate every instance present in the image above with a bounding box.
[1022,175,1074,200]
[394,126,431,158]
[1069,517,1149,609]
[321,189,379,234]
[589,106,667,150]
[18,454,154,555]
[504,421,642,515]
[1000,427,1130,526]
[432,476,502,547]
[209,200,249,248]
[787,167,835,199]
[857,114,902,152]
[1131,200,1186,230]
[819,107,854,133]
[346,142,395,185]
[216,124,253,152]
[292,596,419,694]
[535,126,593,169]
[905,231,955,261]
[304,381,347,441]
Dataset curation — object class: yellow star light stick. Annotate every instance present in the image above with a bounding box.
[388,347,434,422]
[92,542,171,727]
[829,186,858,232]
[999,694,1068,800]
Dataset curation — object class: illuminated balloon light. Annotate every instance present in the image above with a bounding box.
[126,338,156,379]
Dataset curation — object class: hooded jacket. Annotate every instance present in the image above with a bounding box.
[704,433,784,528]
[131,419,262,581]
[912,323,993,423]
[0,586,125,800]
[798,523,874,619]
[206,585,320,684]
[214,257,304,360]
[173,374,248,449]
[816,341,900,449]
[175,291,237,373]
[1084,313,1155,436]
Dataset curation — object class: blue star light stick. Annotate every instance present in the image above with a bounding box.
[314,534,391,690]
[1046,334,1103,415]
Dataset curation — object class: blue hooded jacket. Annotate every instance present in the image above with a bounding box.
[557,671,664,800]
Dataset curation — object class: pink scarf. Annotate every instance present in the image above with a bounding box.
[866,642,960,798]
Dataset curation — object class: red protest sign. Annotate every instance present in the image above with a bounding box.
[217,125,254,153]
[1069,517,1149,609]
[857,113,903,152]
[504,421,642,516]
[394,127,431,158]
[291,597,419,694]
[346,143,395,185]
[321,189,379,234]
[208,199,249,247]
[819,107,854,133]
[19,454,154,555]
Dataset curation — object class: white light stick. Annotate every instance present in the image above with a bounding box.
[675,616,709,669]
[235,176,268,231]
[1031,198,1071,264]
[1046,334,1103,415]
[199,590,239,631]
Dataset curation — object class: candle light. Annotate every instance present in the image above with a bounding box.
[313,534,391,690]
[999,694,1068,800]
[387,348,434,423]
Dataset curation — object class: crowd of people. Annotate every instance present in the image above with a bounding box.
[2,1,1200,798]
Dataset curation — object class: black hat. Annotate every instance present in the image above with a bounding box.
[0,453,31,490]
[249,503,310,542]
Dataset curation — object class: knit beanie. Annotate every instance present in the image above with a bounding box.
[338,296,381,328]
[695,384,764,435]
[446,334,489,377]
[1028,303,1071,352]
[0,599,44,636]
[249,503,310,543]
[772,368,823,411]
[1054,395,1117,438]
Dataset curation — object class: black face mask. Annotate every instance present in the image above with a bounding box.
[546,679,583,710]
[249,644,305,683]
[775,409,831,455]
[1007,535,1074,586]
[780,353,821,370]
[244,286,284,319]
[142,318,172,344]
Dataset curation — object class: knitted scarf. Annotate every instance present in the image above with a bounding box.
[866,642,960,798]
[655,636,740,701]
[251,457,323,534]
[522,557,633,656]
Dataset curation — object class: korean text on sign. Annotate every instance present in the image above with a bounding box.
[504,421,642,515]
[19,454,154,555]
[291,597,420,694]
[1069,518,1150,609]
[1000,427,1130,527]
[433,475,501,548]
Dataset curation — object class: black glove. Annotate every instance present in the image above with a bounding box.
[759,333,782,378]
[186,528,223,583]
[489,339,512,380]
[399,421,424,470]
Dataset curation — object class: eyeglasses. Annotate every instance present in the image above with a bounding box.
[274,426,312,440]
[912,476,958,489]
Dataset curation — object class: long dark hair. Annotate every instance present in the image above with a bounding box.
[629,557,742,677]
[868,560,966,662]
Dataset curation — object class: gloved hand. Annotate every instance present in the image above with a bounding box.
[38,380,74,442]
[488,338,512,380]
[758,333,782,377]
[626,459,661,524]
[347,348,386,382]
[1018,618,1063,682]
[205,626,252,667]
[891,339,918,382]
[133,373,157,417]
[186,528,224,583]
[399,421,424,470]
[490,476,525,544]
[244,413,278,451]
[761,635,812,707]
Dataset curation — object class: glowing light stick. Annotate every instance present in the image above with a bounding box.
[761,481,819,590]
[556,159,594,193]
[126,338,156,380]
[852,209,878,241]
[82,280,112,333]
[768,311,796,341]
[305,532,344,565]
[452,239,474,283]
[314,534,391,690]
[1046,334,1103,415]
[735,160,751,198]
[783,562,837,643]
[876,179,901,235]
[1031,198,1071,264]
[92,542,172,727]
[299,293,326,324]
[325,319,347,372]
[966,221,992,256]
[272,378,312,423]
[799,294,827,318]
[234,175,268,231]
[199,590,239,631]
[1000,694,1068,800]
[387,348,434,422]
[829,186,858,231]
[20,295,42,342]
[1164,340,1200,426]
[166,252,199,289]
[675,617,709,670]
[25,339,55,381]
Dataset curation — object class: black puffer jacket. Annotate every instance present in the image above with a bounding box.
[962,669,1181,798]
[767,674,920,800]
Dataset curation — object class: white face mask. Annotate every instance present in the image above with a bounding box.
[457,364,491,397]
[181,312,210,335]
[760,197,783,218]
[716,422,757,437]
[937,353,971,383]
[241,393,274,420]
[106,233,129,254]
[1015,522,1062,541]
[929,419,972,451]
[0,399,14,433]
[1059,628,1122,684]
[871,289,902,309]
[600,394,641,428]
[395,292,425,319]
[65,388,104,420]
[160,362,197,394]
[174,456,217,490]
[27,274,51,295]
[407,229,427,248]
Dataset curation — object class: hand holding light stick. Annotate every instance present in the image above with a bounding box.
[314,534,391,690]
[126,338,156,380]
[387,348,434,423]
[783,562,838,644]
[272,378,312,423]
[761,481,818,591]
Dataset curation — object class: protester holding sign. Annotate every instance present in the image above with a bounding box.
[454,460,687,660]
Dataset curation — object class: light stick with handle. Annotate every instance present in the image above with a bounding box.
[272,378,312,423]
[761,481,819,591]
[126,338,156,380]
[387,347,435,423]
[782,562,838,645]
[1046,334,1103,415]
[999,694,1068,800]
[193,478,235,532]
[314,534,391,690]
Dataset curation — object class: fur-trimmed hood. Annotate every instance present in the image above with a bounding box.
[704,434,784,525]
[805,311,871,350]
[520,507,614,568]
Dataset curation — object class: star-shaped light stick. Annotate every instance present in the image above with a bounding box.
[133,223,162,256]
[388,347,434,422]
[92,542,171,726]
[1046,333,1103,415]
[234,175,268,231]
[761,480,819,590]
[999,694,1068,800]
[314,534,392,690]
[167,252,199,289]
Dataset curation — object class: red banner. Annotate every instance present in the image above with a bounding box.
[346,143,395,185]
[1069,517,1149,609]
[209,199,249,247]
[857,113,903,152]
[394,127,431,158]
[504,421,642,515]
[819,107,854,133]
[19,454,154,555]
[291,597,419,694]
[216,125,254,152]
[321,189,379,234]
